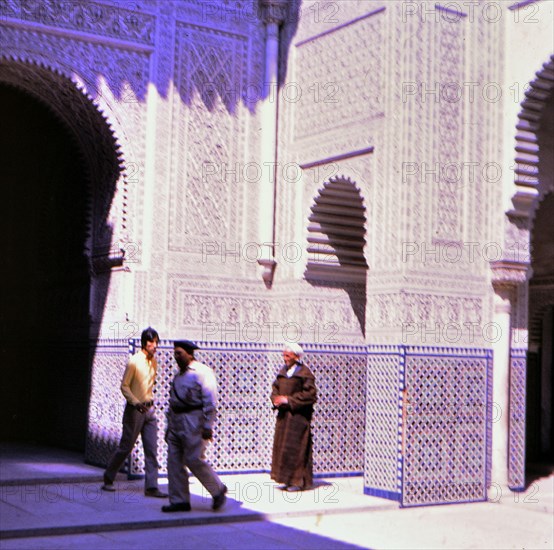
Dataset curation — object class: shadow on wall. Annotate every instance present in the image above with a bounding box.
[1,1,301,110]
[305,178,369,335]
[0,1,303,451]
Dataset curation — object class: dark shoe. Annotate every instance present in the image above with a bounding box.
[101,473,115,492]
[161,502,191,512]
[145,488,168,498]
[212,485,228,511]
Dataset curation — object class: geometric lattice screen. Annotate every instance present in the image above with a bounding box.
[86,340,366,477]
[364,347,404,501]
[508,347,526,490]
[402,348,492,506]
[130,341,367,476]
[86,340,134,469]
[87,341,495,506]
[364,345,492,507]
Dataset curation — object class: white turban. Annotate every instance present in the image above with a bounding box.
[283,342,303,358]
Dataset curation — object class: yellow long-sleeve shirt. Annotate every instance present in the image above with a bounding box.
[120,349,157,406]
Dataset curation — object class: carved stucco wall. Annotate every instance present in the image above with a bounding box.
[137,0,382,345]
[275,2,505,347]
[134,0,269,339]
[275,4,382,344]
[1,0,513,347]
[389,3,502,348]
[0,0,269,339]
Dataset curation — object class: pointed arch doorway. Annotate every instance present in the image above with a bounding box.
[527,89,554,476]
[506,53,554,484]
[0,62,122,451]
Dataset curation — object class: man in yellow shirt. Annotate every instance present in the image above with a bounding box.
[101,327,167,498]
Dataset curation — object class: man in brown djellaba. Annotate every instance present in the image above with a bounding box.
[270,343,317,492]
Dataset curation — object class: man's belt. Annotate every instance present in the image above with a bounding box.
[170,403,203,414]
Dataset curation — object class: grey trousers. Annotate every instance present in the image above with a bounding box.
[166,418,224,504]
[104,403,159,489]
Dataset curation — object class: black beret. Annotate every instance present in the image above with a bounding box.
[174,340,199,354]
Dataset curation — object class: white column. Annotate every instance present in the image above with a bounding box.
[490,288,512,488]
[139,81,159,271]
[257,3,284,287]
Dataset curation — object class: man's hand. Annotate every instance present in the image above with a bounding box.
[135,403,147,414]
[273,395,289,407]
[201,428,213,440]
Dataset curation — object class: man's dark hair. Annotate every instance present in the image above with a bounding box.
[141,327,160,348]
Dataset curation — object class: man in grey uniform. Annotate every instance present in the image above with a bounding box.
[162,340,227,512]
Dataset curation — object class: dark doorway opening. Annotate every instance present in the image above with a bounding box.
[527,193,554,477]
[0,84,92,450]
[526,89,554,479]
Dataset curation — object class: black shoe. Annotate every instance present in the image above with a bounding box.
[101,473,115,492]
[212,485,228,511]
[145,488,168,498]
[161,502,191,512]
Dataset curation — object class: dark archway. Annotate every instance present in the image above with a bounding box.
[523,54,554,477]
[0,62,122,451]
[526,91,554,473]
[502,53,554,488]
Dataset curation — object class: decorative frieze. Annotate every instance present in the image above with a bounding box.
[165,275,365,344]
[2,0,156,45]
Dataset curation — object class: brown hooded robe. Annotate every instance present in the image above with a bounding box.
[270,363,317,489]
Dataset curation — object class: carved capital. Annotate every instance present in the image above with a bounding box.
[490,260,529,292]
[258,258,277,288]
[507,190,537,224]
[260,0,289,25]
